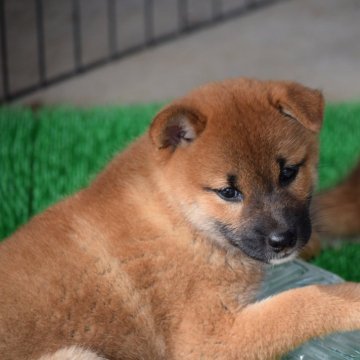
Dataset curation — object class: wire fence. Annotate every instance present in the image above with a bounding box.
[0,0,284,103]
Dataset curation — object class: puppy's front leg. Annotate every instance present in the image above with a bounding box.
[176,283,360,359]
[227,283,360,359]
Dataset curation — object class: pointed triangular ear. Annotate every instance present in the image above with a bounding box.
[149,104,207,150]
[270,82,324,133]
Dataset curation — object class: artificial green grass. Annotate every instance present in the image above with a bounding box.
[0,108,35,238]
[0,103,359,280]
[318,104,360,190]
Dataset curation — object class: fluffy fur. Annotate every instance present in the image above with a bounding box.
[0,78,359,359]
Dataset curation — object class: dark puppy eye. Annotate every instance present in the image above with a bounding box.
[279,166,299,186]
[216,187,243,202]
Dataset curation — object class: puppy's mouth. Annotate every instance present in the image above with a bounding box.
[231,237,303,264]
[267,249,299,265]
[215,221,310,264]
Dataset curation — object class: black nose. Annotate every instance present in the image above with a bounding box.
[267,230,296,252]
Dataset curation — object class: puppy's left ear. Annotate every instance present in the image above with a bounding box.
[271,82,324,133]
[149,104,207,150]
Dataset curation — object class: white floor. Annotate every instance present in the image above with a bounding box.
[18,0,360,106]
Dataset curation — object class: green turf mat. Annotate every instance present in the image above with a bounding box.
[0,108,35,238]
[0,103,359,280]
[32,105,161,213]
[318,103,360,190]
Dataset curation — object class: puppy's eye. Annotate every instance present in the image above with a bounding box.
[279,166,299,186]
[216,187,243,202]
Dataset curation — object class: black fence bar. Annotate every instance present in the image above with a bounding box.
[35,0,46,85]
[211,0,222,21]
[0,0,9,101]
[72,0,82,72]
[0,0,286,103]
[178,0,188,32]
[107,0,117,58]
[144,0,154,45]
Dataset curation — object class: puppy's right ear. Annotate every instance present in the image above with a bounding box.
[149,104,207,150]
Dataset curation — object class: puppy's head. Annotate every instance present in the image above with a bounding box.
[149,79,324,264]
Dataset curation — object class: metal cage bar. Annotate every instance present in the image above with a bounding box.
[178,0,188,32]
[35,0,46,85]
[0,0,9,101]
[211,0,222,21]
[72,0,82,73]
[107,0,117,58]
[144,0,154,45]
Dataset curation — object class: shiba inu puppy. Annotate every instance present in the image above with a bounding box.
[0,78,359,360]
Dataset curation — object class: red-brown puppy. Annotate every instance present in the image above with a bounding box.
[1,78,360,360]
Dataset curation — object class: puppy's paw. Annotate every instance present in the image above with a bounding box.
[324,283,360,330]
